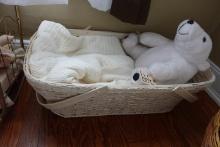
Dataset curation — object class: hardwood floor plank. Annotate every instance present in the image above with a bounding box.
[0,81,219,147]
[0,80,32,147]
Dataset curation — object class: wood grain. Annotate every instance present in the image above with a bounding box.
[0,80,219,147]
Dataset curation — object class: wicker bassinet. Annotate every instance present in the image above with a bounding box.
[202,110,220,147]
[23,29,215,118]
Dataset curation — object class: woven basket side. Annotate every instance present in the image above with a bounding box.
[36,90,182,117]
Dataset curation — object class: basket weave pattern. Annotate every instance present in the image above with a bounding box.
[202,110,220,147]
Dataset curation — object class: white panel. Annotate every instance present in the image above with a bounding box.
[0,0,68,6]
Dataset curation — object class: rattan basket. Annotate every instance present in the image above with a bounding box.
[202,110,220,147]
[23,29,215,118]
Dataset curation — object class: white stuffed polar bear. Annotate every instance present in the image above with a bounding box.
[122,19,212,84]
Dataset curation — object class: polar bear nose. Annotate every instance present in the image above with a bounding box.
[133,73,140,81]
[187,20,194,24]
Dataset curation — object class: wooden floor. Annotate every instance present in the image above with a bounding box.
[0,80,219,147]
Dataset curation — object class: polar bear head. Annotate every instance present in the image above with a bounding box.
[174,19,212,67]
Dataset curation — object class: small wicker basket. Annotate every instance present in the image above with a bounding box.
[202,110,220,147]
[24,29,216,118]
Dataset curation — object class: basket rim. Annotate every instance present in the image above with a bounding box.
[23,29,216,90]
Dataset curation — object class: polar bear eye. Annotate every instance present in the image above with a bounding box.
[203,37,207,43]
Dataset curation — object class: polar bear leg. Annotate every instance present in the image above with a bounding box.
[148,62,178,82]
[122,33,149,59]
[126,45,149,59]
[140,32,171,48]
[122,33,138,49]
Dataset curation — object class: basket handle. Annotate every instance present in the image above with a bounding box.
[36,86,108,110]
[172,86,198,103]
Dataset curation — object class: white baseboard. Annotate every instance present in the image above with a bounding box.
[207,60,220,106]
[13,39,30,48]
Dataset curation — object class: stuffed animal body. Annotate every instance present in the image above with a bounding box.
[122,19,212,84]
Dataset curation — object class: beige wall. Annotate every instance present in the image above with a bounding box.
[0,0,220,64]
[211,24,220,66]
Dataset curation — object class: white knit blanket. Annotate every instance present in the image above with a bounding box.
[29,21,134,84]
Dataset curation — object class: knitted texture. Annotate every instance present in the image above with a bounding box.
[29,20,134,84]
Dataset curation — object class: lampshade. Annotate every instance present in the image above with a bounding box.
[0,0,68,6]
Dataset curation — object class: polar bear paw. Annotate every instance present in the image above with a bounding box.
[132,68,156,85]
[122,33,138,49]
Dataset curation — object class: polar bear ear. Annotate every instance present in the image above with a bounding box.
[201,34,212,48]
[198,61,210,71]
